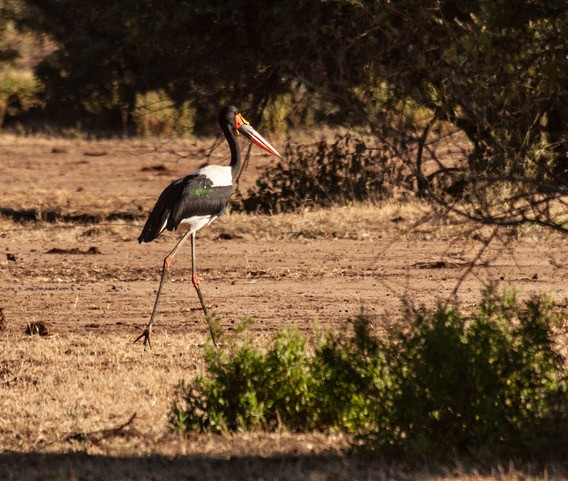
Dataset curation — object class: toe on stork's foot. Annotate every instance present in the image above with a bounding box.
[133,326,152,350]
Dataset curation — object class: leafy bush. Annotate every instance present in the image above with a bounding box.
[170,285,568,461]
[311,315,390,432]
[372,284,567,460]
[240,134,407,213]
[169,316,387,433]
[170,330,316,432]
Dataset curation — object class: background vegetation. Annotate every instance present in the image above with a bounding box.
[1,0,566,232]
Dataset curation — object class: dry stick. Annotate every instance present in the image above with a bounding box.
[61,413,139,444]
[447,227,499,303]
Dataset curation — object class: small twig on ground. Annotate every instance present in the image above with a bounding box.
[62,413,140,444]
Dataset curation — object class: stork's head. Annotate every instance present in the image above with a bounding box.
[219,105,281,157]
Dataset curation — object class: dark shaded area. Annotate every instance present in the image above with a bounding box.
[46,246,101,255]
[0,207,144,224]
[24,321,48,336]
[0,451,565,481]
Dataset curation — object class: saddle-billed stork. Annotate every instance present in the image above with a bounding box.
[134,105,280,348]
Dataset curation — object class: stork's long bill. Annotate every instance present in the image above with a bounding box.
[236,115,281,158]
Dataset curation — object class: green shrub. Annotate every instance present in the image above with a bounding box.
[311,314,390,432]
[260,88,322,134]
[169,285,568,461]
[169,318,388,433]
[370,284,567,460]
[170,330,317,432]
[261,94,294,135]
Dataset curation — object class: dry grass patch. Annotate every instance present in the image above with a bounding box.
[0,330,207,454]
[3,200,440,244]
[208,201,480,241]
[2,188,142,221]
[3,198,562,245]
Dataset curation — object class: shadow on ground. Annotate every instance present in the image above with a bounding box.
[2,451,567,481]
[1,452,375,481]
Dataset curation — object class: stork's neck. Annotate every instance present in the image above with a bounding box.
[222,123,241,179]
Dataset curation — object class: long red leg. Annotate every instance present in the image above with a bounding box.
[134,229,192,349]
[190,232,218,346]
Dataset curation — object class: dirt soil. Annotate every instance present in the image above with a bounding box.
[0,135,567,480]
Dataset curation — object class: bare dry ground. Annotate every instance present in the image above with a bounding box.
[0,134,567,480]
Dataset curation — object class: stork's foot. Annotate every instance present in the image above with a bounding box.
[133,326,152,350]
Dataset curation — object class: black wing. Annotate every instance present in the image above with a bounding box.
[138,173,232,243]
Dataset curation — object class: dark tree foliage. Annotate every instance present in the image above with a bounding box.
[3,0,568,230]
[0,15,17,65]
[5,0,296,129]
